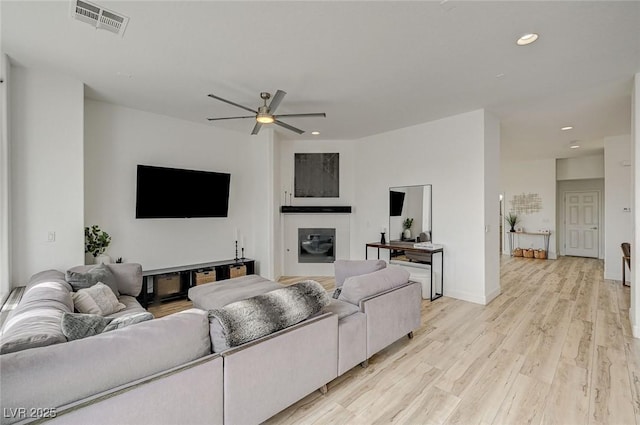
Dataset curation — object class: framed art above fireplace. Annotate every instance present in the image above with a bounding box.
[294,153,339,198]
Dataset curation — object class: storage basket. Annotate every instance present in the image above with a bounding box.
[195,270,216,285]
[229,264,247,279]
[534,249,547,259]
[513,248,523,257]
[523,248,535,258]
[156,273,181,296]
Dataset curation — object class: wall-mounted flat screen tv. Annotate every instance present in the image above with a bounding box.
[389,190,405,216]
[136,165,231,218]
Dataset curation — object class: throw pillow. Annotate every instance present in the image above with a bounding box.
[208,279,330,351]
[61,311,155,341]
[66,264,120,297]
[103,312,154,331]
[72,282,126,316]
[61,312,114,341]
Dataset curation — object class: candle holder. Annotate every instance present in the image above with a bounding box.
[380,232,386,244]
[234,240,239,262]
[241,248,245,260]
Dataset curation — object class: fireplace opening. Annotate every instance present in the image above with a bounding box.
[298,228,335,263]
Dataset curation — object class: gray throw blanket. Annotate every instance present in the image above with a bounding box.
[208,280,330,351]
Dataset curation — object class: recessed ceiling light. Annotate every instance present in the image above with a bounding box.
[516,33,539,46]
[569,141,580,149]
[495,73,505,78]
[561,126,573,131]
[311,131,320,135]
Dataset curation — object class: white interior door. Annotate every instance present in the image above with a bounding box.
[564,191,599,258]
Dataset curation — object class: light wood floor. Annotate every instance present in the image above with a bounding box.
[266,256,639,425]
[148,257,639,424]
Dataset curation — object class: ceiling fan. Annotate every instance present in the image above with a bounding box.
[207,90,326,135]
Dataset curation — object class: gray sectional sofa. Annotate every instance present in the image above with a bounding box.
[0,260,422,425]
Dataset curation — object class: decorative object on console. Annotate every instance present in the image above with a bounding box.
[295,153,339,198]
[380,229,386,244]
[505,212,519,232]
[402,218,413,239]
[85,225,111,264]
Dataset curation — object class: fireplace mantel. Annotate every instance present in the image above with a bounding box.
[280,206,352,214]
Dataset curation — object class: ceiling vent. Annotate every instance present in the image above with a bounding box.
[71,0,129,36]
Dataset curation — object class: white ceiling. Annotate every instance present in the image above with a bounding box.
[2,1,639,160]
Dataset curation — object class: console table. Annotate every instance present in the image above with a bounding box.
[507,231,551,258]
[366,241,444,301]
[138,258,255,307]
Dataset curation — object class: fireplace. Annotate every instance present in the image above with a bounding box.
[282,213,350,276]
[298,228,335,263]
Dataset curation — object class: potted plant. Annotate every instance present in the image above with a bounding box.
[402,218,414,239]
[505,212,519,233]
[85,225,112,264]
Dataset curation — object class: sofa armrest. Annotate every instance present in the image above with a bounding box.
[361,282,421,358]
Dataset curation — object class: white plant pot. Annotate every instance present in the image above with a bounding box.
[95,254,112,265]
[403,229,411,239]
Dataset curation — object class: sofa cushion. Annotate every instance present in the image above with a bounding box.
[338,266,411,306]
[103,311,154,331]
[322,298,360,320]
[66,264,119,296]
[26,269,72,291]
[188,274,283,310]
[106,295,148,318]
[208,280,330,352]
[72,283,126,316]
[0,309,211,417]
[67,263,143,297]
[334,259,387,288]
[0,279,73,354]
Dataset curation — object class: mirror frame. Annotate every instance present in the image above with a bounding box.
[389,184,432,243]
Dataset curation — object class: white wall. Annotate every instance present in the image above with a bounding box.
[84,100,258,272]
[557,154,605,180]
[353,109,500,304]
[0,54,10,301]
[604,135,631,281]
[632,73,640,339]
[501,159,557,258]
[10,67,85,284]
[556,179,605,258]
[483,112,501,301]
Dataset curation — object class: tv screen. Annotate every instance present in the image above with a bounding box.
[136,165,230,218]
[389,190,405,216]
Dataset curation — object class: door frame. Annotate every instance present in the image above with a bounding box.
[561,189,603,258]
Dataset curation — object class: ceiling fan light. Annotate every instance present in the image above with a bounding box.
[256,114,274,124]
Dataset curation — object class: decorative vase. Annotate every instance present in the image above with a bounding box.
[95,254,112,265]
[403,228,411,239]
[510,226,515,233]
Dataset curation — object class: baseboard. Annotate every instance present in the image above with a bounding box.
[484,287,501,305]
[633,324,640,339]
[445,289,496,306]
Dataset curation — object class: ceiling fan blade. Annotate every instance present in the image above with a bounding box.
[274,113,326,119]
[207,115,255,121]
[251,122,263,135]
[268,90,286,114]
[207,94,258,114]
[274,119,304,135]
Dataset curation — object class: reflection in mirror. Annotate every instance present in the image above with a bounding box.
[389,184,432,264]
